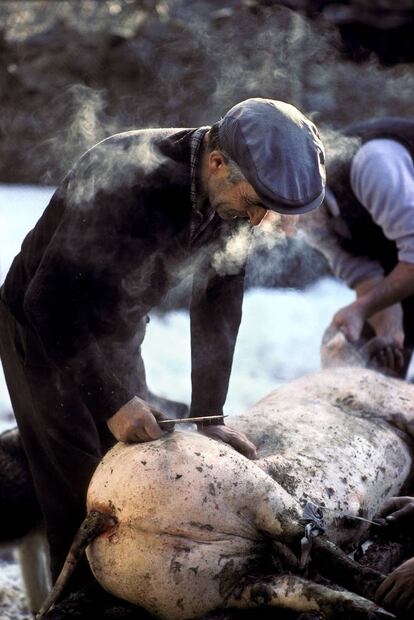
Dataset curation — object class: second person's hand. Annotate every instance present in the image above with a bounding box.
[375,557,414,613]
[361,336,406,375]
[332,300,367,343]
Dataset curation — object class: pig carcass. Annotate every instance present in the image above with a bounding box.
[40,366,414,620]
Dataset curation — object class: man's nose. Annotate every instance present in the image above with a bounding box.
[248,209,266,226]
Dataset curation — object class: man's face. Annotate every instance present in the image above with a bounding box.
[207,151,299,237]
[209,176,268,226]
[206,151,267,226]
[206,151,300,233]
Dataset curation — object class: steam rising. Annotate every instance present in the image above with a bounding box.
[319,127,361,178]
[11,2,413,340]
[67,131,167,208]
[43,85,113,184]
[212,224,251,276]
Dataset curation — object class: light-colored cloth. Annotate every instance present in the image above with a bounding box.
[300,138,414,287]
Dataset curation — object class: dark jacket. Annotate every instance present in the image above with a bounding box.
[2,128,248,421]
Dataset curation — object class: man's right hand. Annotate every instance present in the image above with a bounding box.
[107,396,166,443]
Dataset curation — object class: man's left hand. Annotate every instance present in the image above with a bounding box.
[332,300,367,343]
[375,557,414,613]
[198,424,257,459]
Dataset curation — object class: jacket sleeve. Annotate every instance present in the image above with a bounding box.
[299,203,384,288]
[350,139,414,265]
[189,220,250,424]
[22,171,147,422]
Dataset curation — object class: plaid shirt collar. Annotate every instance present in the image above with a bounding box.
[190,126,215,241]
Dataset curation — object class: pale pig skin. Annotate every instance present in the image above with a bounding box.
[87,432,301,619]
[233,367,413,548]
[84,367,413,619]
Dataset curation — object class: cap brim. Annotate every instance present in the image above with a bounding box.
[262,188,325,215]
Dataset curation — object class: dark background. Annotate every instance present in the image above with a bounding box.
[1,0,413,290]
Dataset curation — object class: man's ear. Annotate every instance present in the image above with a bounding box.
[208,150,227,173]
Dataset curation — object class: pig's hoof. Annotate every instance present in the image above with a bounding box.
[249,583,272,606]
[373,608,396,619]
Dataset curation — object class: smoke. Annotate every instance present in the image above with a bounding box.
[247,219,325,289]
[319,126,361,180]
[65,85,108,150]
[197,5,309,118]
[6,1,414,330]
[212,223,251,276]
[66,128,167,208]
[25,2,414,182]
[209,210,323,288]
[2,0,414,188]
[41,85,116,184]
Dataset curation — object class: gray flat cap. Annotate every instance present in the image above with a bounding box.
[218,98,326,214]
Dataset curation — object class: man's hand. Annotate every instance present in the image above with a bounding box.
[361,336,406,376]
[375,557,414,613]
[375,496,414,526]
[334,262,414,344]
[107,396,167,443]
[332,300,367,343]
[374,497,414,612]
[198,424,257,460]
[364,300,404,346]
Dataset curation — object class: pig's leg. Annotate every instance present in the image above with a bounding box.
[312,537,385,600]
[253,493,385,601]
[228,574,394,619]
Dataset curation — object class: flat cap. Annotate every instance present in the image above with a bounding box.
[218,98,326,214]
